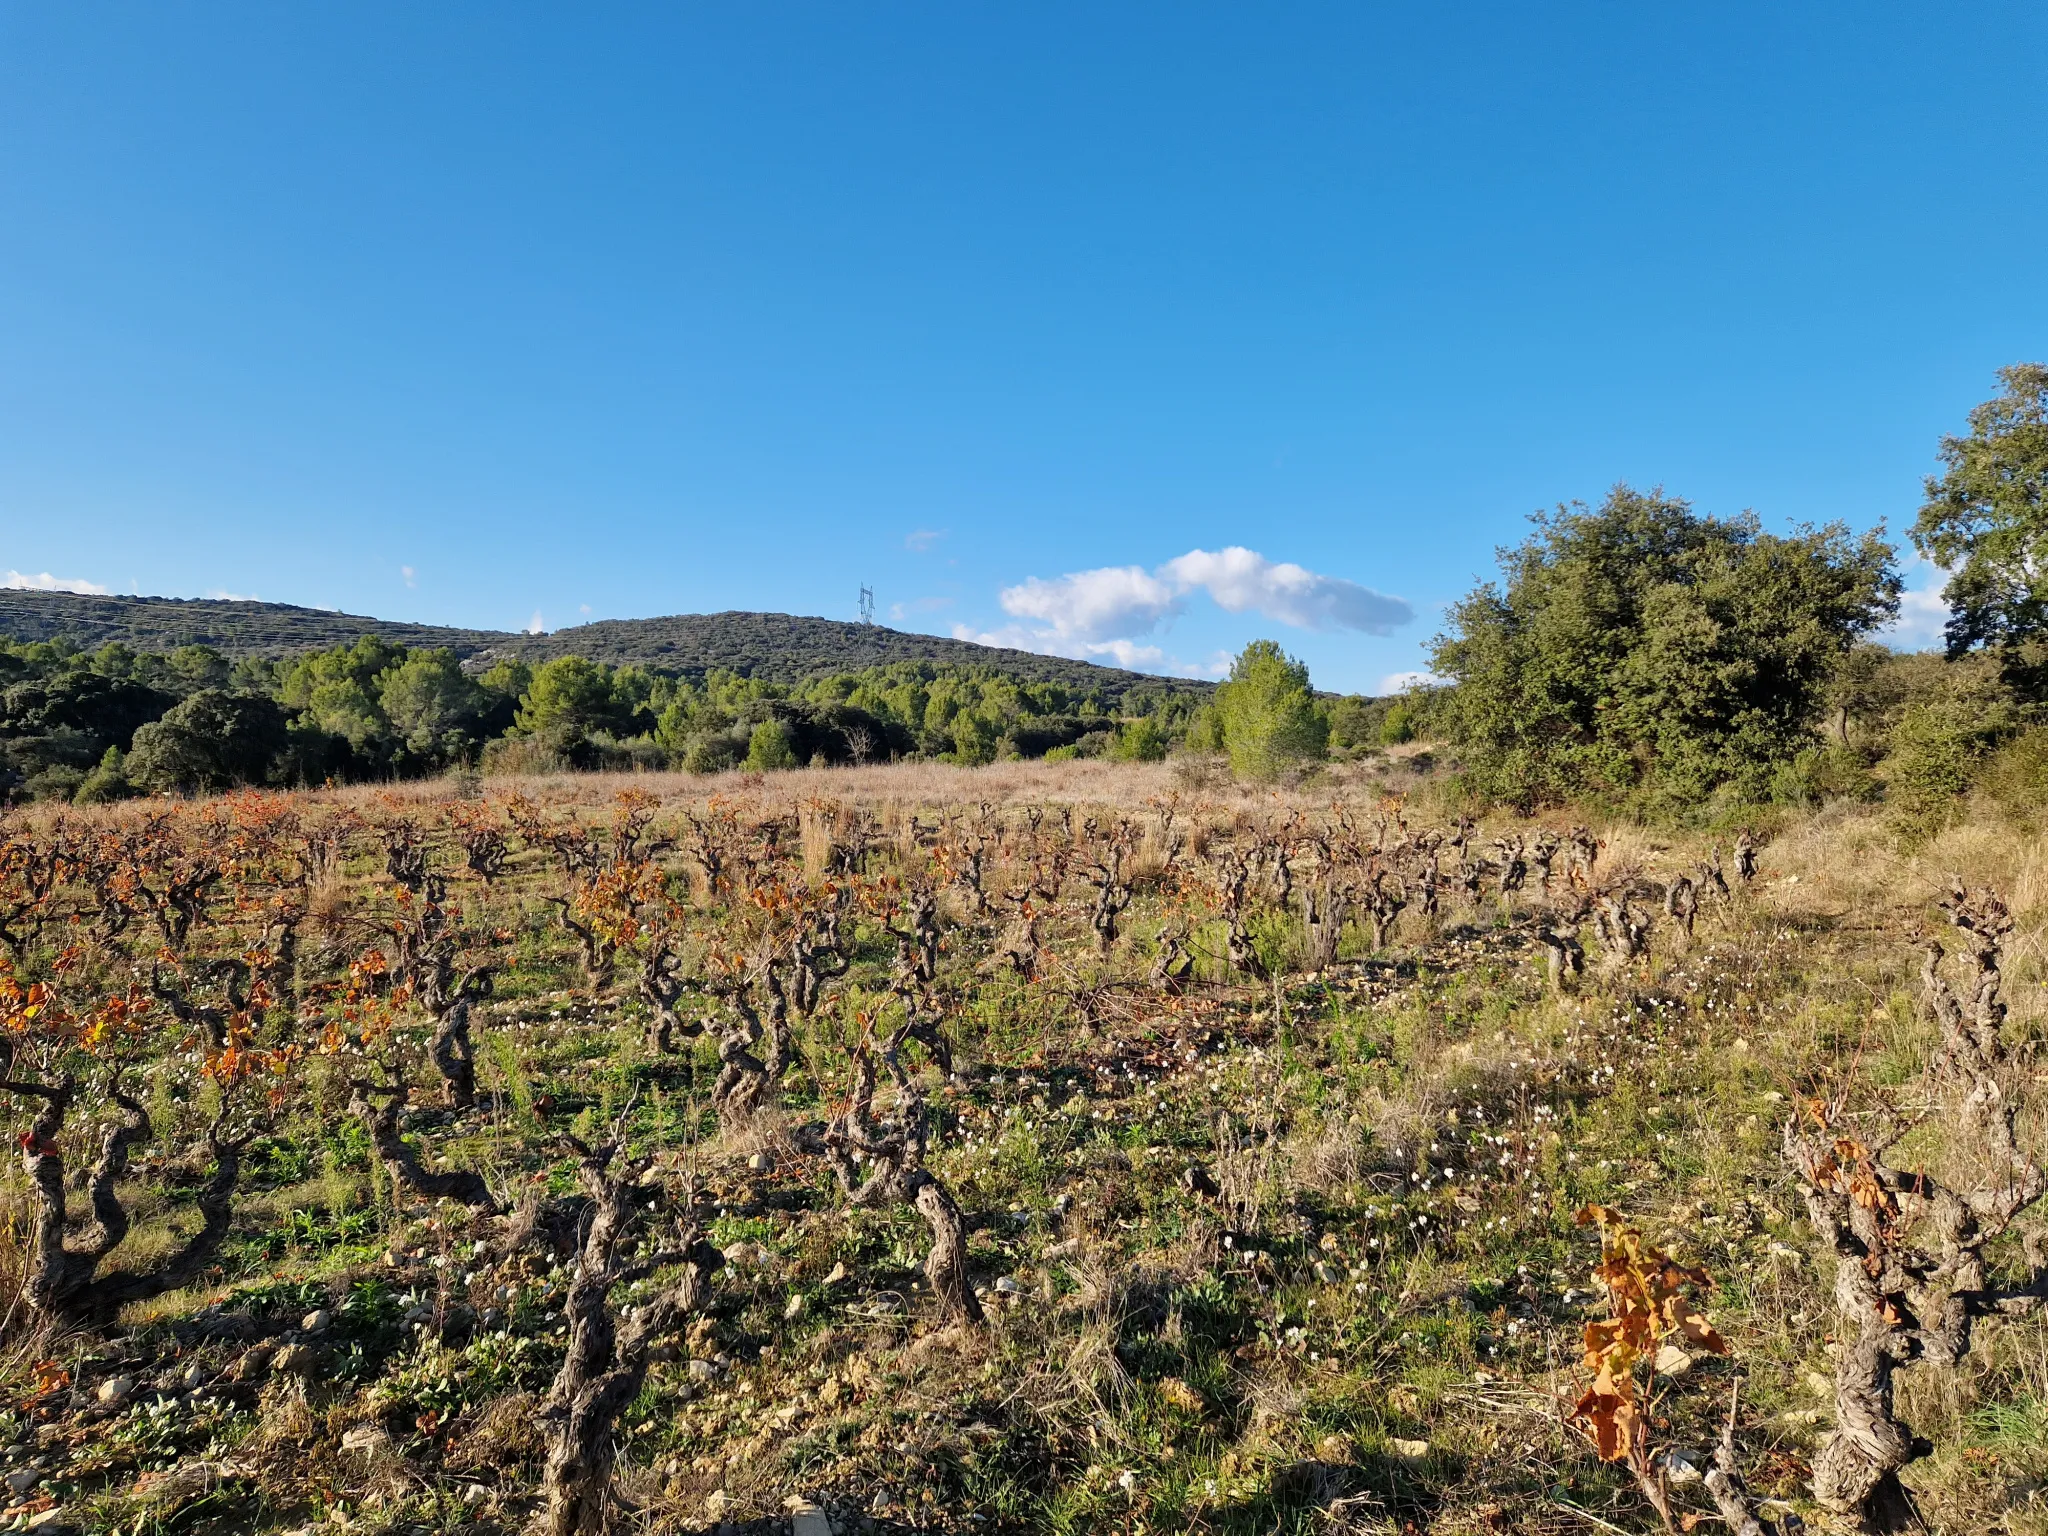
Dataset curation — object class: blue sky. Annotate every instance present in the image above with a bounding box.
[3,5,2044,693]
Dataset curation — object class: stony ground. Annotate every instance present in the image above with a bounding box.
[0,775,2044,1536]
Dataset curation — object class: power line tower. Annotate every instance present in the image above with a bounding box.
[858,585,876,626]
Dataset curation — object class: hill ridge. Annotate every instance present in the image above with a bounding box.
[0,589,1207,699]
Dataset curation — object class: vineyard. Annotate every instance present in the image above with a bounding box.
[0,762,2042,1536]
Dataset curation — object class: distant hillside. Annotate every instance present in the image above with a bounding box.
[0,590,1206,701]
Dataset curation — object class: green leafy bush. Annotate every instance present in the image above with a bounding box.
[1216,641,1328,782]
[1430,485,1900,812]
[1977,727,2048,827]
[1879,662,2020,841]
[745,718,800,771]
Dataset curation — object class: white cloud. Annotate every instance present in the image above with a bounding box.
[401,565,417,588]
[205,588,258,601]
[969,545,1410,675]
[998,564,1181,642]
[1881,559,1951,652]
[526,611,546,635]
[1158,547,1412,634]
[997,546,1410,646]
[4,569,109,595]
[1378,670,1444,695]
[905,529,947,552]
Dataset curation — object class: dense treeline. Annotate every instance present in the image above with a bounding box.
[0,638,1249,802]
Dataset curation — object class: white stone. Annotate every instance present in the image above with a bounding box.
[993,1276,1024,1295]
[301,1309,332,1333]
[1659,1447,1703,1486]
[341,1425,391,1455]
[97,1375,136,1404]
[790,1501,832,1536]
[1388,1437,1429,1460]
[1653,1344,1693,1377]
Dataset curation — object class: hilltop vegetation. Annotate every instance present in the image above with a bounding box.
[0,594,1207,703]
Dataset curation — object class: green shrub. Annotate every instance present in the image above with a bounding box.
[1978,727,2048,826]
[24,764,86,802]
[1879,664,2019,841]
[1379,698,1418,746]
[1216,641,1328,781]
[1109,715,1170,762]
[745,718,800,771]
[1770,743,1879,808]
[480,733,569,777]
[73,746,138,804]
[680,732,740,774]
[1430,485,1899,809]
[1181,705,1225,755]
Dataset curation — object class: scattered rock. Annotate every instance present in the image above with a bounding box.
[993,1275,1024,1296]
[790,1500,832,1536]
[230,1344,278,1382]
[1653,1344,1693,1377]
[341,1425,391,1456]
[6,1468,40,1495]
[300,1309,332,1334]
[687,1359,720,1382]
[784,1294,806,1321]
[268,1344,315,1378]
[1389,1438,1430,1461]
[747,1152,775,1174]
[181,1365,206,1392]
[823,1262,850,1287]
[96,1376,136,1405]
[1659,1448,1703,1486]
